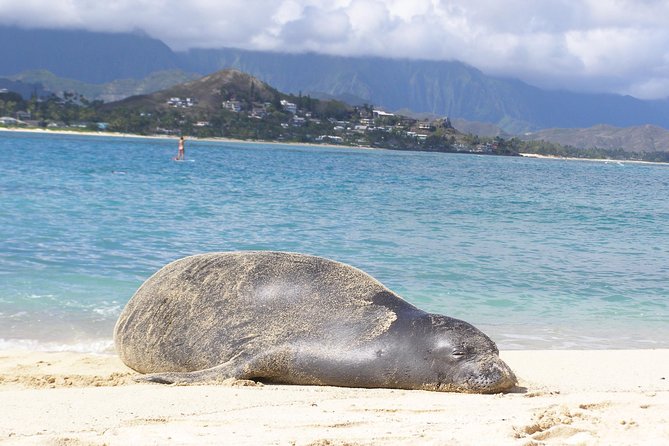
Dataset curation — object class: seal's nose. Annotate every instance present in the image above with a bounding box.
[466,356,518,393]
[493,358,518,391]
[487,358,517,392]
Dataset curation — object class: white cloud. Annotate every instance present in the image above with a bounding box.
[2,0,669,98]
[280,6,352,46]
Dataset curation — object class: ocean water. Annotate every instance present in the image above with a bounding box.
[1,131,668,352]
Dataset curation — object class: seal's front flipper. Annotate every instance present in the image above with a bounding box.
[135,362,243,385]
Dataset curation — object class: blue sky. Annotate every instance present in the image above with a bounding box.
[2,0,669,99]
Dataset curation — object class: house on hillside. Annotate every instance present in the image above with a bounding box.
[167,97,196,108]
[373,109,394,118]
[291,116,306,126]
[418,122,436,131]
[280,100,297,114]
[222,100,242,112]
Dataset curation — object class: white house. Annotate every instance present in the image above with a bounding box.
[0,116,23,125]
[280,100,297,114]
[373,109,395,118]
[222,100,242,112]
[167,97,196,108]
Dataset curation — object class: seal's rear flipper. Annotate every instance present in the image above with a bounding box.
[135,362,242,385]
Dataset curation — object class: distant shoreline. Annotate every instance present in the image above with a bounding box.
[3,126,668,165]
[0,126,377,152]
[518,152,668,166]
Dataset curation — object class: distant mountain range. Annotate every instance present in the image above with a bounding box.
[0,26,179,83]
[6,69,200,103]
[521,124,669,153]
[2,24,669,150]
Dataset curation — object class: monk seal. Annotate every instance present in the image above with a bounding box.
[114,251,517,393]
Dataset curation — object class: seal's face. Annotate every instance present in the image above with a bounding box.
[424,315,517,393]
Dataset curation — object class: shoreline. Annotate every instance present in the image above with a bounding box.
[5,127,667,165]
[1,348,667,444]
[0,126,378,152]
[518,151,669,166]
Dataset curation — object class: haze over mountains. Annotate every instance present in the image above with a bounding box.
[3,24,669,151]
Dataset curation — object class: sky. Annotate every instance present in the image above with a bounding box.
[2,0,669,99]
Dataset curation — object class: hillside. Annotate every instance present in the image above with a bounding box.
[3,25,669,133]
[109,69,281,112]
[522,125,669,152]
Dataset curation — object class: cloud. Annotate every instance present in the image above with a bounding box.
[280,6,352,46]
[2,0,669,98]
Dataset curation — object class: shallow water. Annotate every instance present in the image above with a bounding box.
[1,131,668,351]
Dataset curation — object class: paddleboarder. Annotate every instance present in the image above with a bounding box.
[175,136,185,160]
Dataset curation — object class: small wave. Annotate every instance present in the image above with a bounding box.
[0,338,115,354]
[27,293,56,300]
[92,304,123,317]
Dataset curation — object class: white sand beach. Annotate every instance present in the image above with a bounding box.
[1,349,667,445]
[0,127,376,151]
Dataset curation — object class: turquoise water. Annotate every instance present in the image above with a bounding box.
[1,131,668,351]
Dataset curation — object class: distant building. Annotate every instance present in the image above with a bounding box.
[222,100,242,112]
[167,97,196,108]
[280,99,297,114]
[249,102,269,119]
[291,116,306,126]
[250,108,266,119]
[316,135,344,143]
[373,109,394,118]
[0,116,25,126]
[15,111,31,121]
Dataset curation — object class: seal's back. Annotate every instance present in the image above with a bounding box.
[114,252,405,373]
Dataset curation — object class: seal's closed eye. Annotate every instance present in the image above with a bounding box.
[451,349,466,359]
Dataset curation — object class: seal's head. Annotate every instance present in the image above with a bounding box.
[421,314,517,393]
